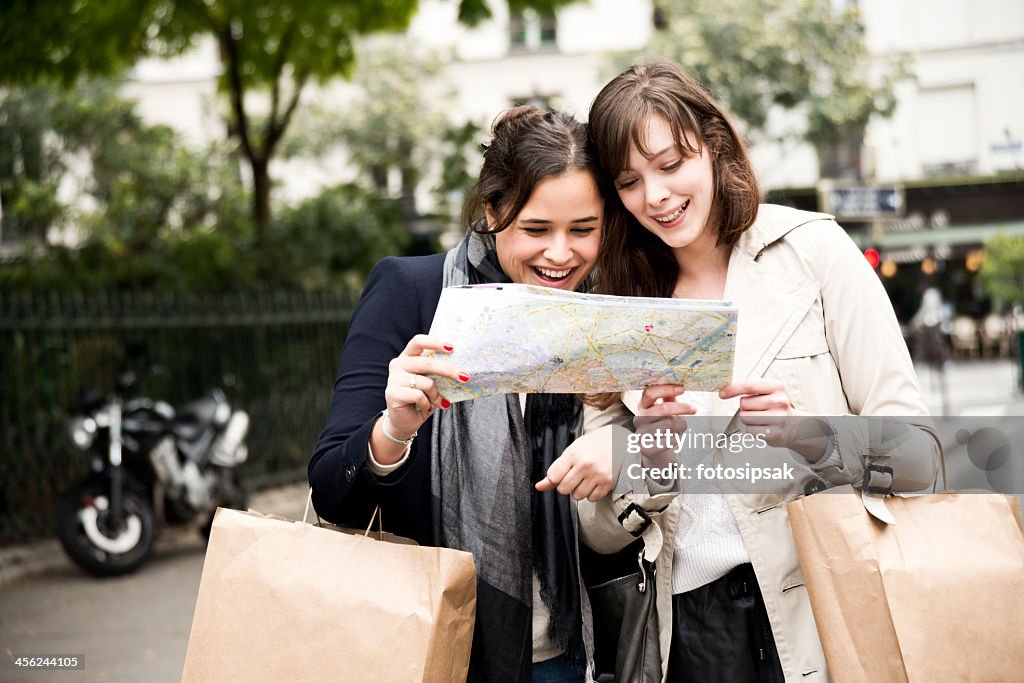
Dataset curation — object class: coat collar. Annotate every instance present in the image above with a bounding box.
[734,204,834,261]
[711,205,834,417]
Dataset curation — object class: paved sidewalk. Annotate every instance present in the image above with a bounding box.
[0,483,310,683]
[915,358,1024,416]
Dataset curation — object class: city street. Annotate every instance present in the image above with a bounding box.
[0,360,1020,683]
[916,358,1023,416]
[0,485,309,683]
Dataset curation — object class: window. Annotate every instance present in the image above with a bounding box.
[916,84,978,177]
[510,9,557,51]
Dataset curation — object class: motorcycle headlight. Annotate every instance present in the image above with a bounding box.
[68,416,97,450]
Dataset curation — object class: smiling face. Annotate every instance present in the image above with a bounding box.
[613,115,717,254]
[491,169,603,289]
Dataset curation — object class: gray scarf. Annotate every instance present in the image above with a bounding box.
[430,228,585,682]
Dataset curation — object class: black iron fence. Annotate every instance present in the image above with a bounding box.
[0,290,357,545]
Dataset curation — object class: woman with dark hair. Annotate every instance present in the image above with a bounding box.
[574,61,940,682]
[310,105,616,683]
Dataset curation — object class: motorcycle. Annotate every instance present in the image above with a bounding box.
[57,373,249,576]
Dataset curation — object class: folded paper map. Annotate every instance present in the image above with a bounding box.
[428,284,737,403]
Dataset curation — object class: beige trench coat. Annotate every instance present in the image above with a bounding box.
[579,205,940,682]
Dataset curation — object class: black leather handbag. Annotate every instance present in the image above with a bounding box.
[586,542,661,683]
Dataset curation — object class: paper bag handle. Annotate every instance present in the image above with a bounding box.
[303,488,322,525]
[364,506,384,540]
[304,488,385,540]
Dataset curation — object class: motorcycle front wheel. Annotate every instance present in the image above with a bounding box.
[56,480,156,577]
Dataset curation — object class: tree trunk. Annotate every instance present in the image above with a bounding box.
[250,155,271,245]
[370,164,388,195]
[400,171,418,222]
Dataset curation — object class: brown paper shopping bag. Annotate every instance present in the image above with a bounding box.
[181,506,476,683]
[788,486,1024,683]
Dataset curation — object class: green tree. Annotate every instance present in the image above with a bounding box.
[0,0,580,247]
[1,79,416,293]
[283,39,483,228]
[279,37,487,257]
[642,0,904,175]
[0,86,68,244]
[0,80,249,250]
[981,234,1024,306]
[270,184,409,291]
[0,80,255,292]
[432,119,485,226]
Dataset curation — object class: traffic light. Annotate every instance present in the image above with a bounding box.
[864,247,880,270]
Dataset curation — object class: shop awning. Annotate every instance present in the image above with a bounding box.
[849,220,1024,249]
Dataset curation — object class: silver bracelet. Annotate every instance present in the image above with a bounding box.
[380,409,416,446]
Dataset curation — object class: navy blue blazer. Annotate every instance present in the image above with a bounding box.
[309,253,446,545]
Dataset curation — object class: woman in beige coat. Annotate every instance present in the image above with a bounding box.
[570,61,940,682]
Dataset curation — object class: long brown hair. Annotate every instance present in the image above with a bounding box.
[587,60,760,298]
[584,60,760,408]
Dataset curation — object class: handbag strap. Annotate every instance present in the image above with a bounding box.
[635,547,653,593]
[864,424,948,495]
[933,447,948,493]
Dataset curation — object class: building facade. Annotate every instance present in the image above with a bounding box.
[62,0,1024,325]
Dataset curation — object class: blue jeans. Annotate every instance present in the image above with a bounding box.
[532,654,584,683]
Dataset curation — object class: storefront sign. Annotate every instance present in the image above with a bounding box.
[819,183,904,219]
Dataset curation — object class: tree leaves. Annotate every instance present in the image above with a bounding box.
[641,0,905,155]
[981,234,1024,305]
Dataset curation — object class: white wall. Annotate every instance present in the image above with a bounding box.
[122,39,222,148]
[860,0,1024,181]
[115,0,1023,202]
[408,0,651,58]
[407,0,650,121]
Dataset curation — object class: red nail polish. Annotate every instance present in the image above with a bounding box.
[440,399,451,409]
[458,373,470,382]
[443,345,454,352]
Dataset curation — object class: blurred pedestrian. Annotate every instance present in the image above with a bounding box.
[910,287,951,394]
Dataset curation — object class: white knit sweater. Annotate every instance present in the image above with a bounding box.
[666,392,750,594]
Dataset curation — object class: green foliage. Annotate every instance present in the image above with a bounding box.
[640,0,905,153]
[980,234,1024,304]
[2,230,253,292]
[457,0,579,25]
[283,38,484,225]
[0,0,417,88]
[3,181,409,293]
[336,41,447,204]
[0,81,406,293]
[0,0,153,85]
[0,0,580,235]
[268,184,409,291]
[0,85,69,242]
[433,119,485,222]
[0,79,251,246]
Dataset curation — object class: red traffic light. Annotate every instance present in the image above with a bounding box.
[864,248,880,269]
